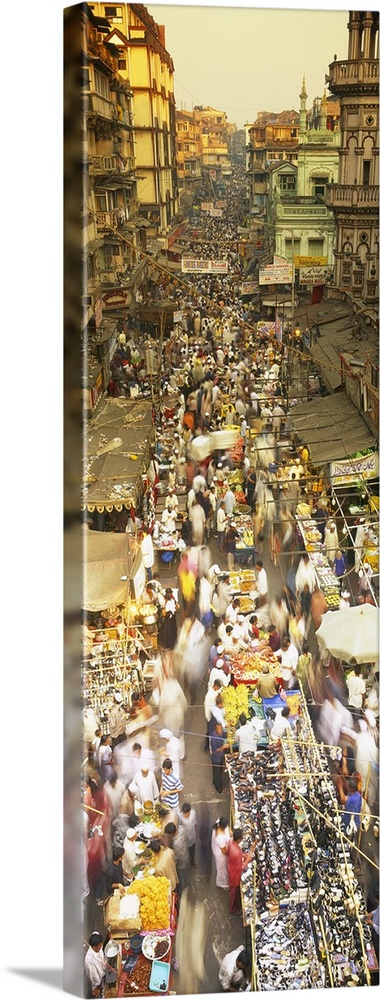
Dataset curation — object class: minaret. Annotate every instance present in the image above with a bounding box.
[320,88,327,131]
[299,74,307,135]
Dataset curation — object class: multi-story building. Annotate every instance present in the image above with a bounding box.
[245,110,300,214]
[175,109,202,192]
[325,10,379,326]
[90,2,179,233]
[82,2,146,411]
[266,82,340,273]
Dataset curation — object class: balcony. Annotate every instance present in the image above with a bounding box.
[326,184,379,210]
[86,93,119,124]
[327,58,379,94]
[95,210,119,230]
[89,154,135,176]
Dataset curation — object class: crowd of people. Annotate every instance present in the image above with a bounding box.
[82,186,379,994]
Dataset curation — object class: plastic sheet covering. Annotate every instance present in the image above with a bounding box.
[83,528,130,611]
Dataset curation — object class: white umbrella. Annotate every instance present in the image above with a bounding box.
[315,603,379,664]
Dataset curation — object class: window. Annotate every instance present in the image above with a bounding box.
[279,174,296,191]
[312,176,328,197]
[104,6,123,21]
[308,238,324,257]
[371,364,379,390]
[118,59,126,71]
[95,193,108,212]
[363,161,370,186]
[184,162,191,172]
[94,69,109,99]
[284,238,301,260]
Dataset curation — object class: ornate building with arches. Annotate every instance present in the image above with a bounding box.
[326,10,379,325]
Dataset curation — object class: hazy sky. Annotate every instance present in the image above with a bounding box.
[149,2,349,128]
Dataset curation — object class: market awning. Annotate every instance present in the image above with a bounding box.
[290,392,377,465]
[82,397,154,511]
[83,527,132,611]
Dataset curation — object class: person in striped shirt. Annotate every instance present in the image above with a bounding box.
[160,758,184,816]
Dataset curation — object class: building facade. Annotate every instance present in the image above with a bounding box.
[82,2,147,412]
[175,109,202,192]
[325,10,379,324]
[245,110,300,214]
[266,81,340,277]
[90,2,179,233]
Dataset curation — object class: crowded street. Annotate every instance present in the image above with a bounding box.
[80,175,379,995]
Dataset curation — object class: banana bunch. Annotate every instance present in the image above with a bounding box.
[243,529,254,546]
[222,684,249,727]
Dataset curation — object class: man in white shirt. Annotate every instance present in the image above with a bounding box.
[161,506,176,533]
[209,657,230,688]
[346,665,366,712]
[217,501,227,550]
[270,706,292,742]
[204,679,223,750]
[235,713,258,754]
[218,946,250,991]
[225,598,241,625]
[165,488,179,513]
[255,559,268,606]
[278,636,299,689]
[84,931,106,998]
[129,763,159,807]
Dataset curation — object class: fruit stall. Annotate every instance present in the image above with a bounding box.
[226,688,376,989]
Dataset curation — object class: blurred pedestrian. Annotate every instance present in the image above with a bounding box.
[179,802,198,867]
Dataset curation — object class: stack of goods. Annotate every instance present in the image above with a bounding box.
[227,748,308,925]
[228,647,280,685]
[228,570,256,593]
[296,515,341,608]
[228,436,245,465]
[226,689,373,987]
[125,876,171,932]
[255,905,325,991]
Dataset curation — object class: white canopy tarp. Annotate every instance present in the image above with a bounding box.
[83,528,130,611]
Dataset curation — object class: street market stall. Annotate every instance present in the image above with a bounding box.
[295,509,341,609]
[226,688,375,989]
[82,398,154,517]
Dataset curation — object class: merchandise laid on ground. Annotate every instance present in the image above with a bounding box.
[226,688,377,989]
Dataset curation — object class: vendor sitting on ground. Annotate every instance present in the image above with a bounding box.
[218,946,251,992]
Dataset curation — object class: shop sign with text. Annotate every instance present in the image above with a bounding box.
[102,288,132,309]
[181,258,228,273]
[330,451,379,484]
[299,266,330,285]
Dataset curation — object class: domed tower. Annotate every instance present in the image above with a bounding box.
[325,11,379,323]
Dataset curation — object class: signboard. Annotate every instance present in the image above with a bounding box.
[294,255,328,268]
[173,310,183,323]
[201,202,213,211]
[240,281,259,295]
[274,255,288,266]
[210,169,217,179]
[259,265,293,285]
[210,208,223,218]
[257,320,276,337]
[330,451,379,485]
[181,258,228,273]
[102,288,132,309]
[167,221,186,249]
[216,200,227,209]
[299,266,330,286]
